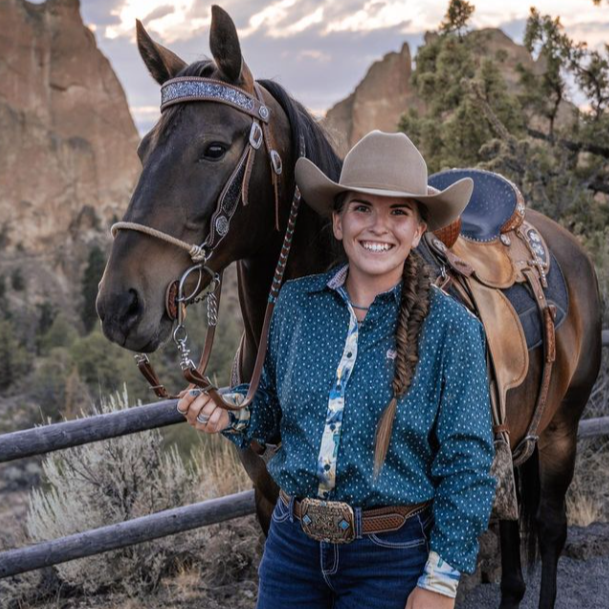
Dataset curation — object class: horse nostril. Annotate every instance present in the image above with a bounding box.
[121,288,143,333]
[126,288,140,318]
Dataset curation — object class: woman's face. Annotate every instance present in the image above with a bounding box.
[332,192,427,281]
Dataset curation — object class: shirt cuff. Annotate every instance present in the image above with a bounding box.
[416,551,461,598]
[219,392,250,435]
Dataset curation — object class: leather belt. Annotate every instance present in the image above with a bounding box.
[279,489,431,542]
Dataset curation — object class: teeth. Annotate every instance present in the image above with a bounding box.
[361,241,393,252]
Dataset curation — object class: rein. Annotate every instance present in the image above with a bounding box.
[111,76,303,413]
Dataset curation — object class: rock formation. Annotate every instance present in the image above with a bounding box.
[323,43,425,157]
[0,0,140,315]
[324,28,573,156]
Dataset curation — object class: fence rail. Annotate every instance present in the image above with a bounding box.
[0,490,255,579]
[0,399,182,463]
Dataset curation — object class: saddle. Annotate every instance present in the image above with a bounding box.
[422,169,561,474]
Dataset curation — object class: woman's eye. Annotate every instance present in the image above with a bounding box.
[201,143,227,161]
[354,205,370,212]
[392,209,408,215]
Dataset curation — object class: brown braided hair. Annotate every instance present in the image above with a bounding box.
[332,192,434,479]
[373,247,432,478]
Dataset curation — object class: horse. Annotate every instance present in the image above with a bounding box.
[95,7,603,609]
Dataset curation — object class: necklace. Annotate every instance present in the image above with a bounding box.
[350,303,370,310]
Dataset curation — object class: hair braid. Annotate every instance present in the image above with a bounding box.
[373,249,433,478]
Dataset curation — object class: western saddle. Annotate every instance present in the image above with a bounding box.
[426,169,557,474]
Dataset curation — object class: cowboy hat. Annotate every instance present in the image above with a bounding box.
[294,130,473,231]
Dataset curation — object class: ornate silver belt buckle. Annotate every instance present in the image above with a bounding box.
[299,497,355,544]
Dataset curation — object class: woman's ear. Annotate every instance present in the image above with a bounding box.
[332,210,344,241]
[412,221,427,248]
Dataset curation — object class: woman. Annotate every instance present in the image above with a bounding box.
[177,131,496,609]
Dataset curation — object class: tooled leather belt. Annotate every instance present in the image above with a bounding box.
[279,489,431,542]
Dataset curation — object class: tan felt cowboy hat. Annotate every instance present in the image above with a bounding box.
[295,130,474,232]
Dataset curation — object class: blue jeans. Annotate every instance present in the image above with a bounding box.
[256,497,434,609]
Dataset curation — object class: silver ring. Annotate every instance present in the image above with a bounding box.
[177,404,188,415]
[197,414,210,425]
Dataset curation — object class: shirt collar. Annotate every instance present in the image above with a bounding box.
[304,262,402,304]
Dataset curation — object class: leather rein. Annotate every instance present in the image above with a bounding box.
[111,76,304,412]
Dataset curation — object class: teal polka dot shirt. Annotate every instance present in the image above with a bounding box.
[222,262,496,575]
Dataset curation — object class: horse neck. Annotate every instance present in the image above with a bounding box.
[236,183,333,355]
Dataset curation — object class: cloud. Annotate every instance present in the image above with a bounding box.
[80,0,609,135]
[142,5,176,26]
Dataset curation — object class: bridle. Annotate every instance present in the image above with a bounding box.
[110,76,304,412]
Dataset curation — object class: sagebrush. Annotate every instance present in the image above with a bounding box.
[1,387,252,606]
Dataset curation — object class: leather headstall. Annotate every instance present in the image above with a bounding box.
[110,76,303,418]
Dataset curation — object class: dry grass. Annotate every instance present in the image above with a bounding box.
[567,356,609,526]
[196,431,253,498]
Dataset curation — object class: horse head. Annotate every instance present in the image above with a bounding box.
[96,6,294,352]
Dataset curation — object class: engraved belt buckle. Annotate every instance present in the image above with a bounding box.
[299,497,356,544]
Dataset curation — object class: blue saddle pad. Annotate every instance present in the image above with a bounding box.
[416,241,569,352]
[429,169,519,242]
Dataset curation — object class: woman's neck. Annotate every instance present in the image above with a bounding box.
[344,264,403,311]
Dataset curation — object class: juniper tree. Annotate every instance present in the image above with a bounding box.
[399,3,609,321]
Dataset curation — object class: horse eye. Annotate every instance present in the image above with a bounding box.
[201,143,227,161]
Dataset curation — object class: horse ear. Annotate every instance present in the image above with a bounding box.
[136,20,187,85]
[209,5,246,84]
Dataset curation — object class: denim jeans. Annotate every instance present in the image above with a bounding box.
[256,497,434,609]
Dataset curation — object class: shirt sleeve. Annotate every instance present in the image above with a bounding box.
[417,550,461,598]
[424,313,496,576]
[220,289,286,450]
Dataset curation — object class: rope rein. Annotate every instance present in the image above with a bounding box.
[111,222,207,263]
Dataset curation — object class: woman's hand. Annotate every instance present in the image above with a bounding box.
[176,388,230,433]
[405,587,455,609]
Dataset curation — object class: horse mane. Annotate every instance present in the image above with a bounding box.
[168,60,344,266]
[256,78,344,268]
[256,79,342,183]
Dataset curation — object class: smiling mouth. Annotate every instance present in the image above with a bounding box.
[358,240,396,253]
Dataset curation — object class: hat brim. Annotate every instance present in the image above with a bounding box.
[295,157,473,232]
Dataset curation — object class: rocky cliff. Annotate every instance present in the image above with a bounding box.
[324,28,572,156]
[323,43,425,157]
[0,0,140,315]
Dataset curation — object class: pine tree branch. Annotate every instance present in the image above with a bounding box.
[466,80,515,143]
[526,127,609,159]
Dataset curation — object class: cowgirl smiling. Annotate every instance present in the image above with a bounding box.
[178,130,496,609]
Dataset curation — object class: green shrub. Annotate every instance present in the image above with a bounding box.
[10,268,25,291]
[38,313,79,356]
[81,246,106,333]
[0,319,29,391]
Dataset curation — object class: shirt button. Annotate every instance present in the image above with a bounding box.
[347,352,353,358]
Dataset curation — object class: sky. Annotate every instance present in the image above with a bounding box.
[63,0,609,135]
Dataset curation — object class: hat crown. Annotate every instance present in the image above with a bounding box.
[339,130,428,197]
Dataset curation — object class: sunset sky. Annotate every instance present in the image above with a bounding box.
[65,1,609,134]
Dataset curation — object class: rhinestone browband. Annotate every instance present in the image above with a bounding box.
[160,77,270,122]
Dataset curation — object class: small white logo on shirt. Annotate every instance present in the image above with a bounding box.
[386,348,397,360]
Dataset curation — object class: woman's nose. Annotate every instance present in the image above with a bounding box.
[369,211,391,233]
